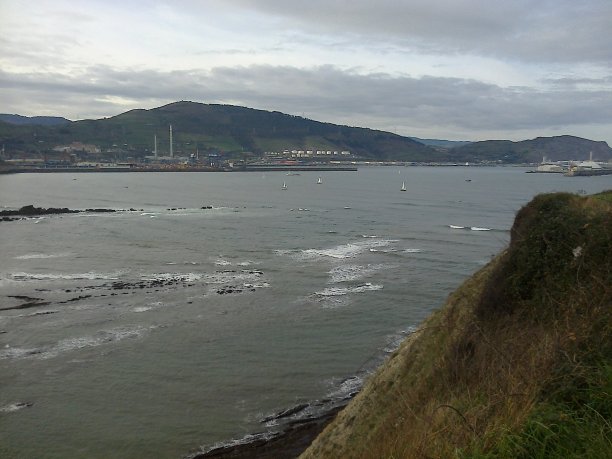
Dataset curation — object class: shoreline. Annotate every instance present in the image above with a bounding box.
[189,404,345,459]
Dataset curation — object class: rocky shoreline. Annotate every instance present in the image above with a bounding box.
[188,404,345,459]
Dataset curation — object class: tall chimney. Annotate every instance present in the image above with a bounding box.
[169,125,173,158]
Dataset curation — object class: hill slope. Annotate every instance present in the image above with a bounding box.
[301,190,612,458]
[449,135,612,162]
[0,101,437,161]
[2,102,610,162]
[0,114,71,126]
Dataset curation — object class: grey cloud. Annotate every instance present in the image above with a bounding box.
[228,0,612,64]
[1,64,611,139]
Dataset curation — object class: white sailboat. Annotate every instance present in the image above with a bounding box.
[317,177,322,184]
[282,181,287,190]
[401,181,407,191]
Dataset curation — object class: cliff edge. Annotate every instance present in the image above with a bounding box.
[301,191,611,458]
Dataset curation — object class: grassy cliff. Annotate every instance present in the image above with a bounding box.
[301,190,611,458]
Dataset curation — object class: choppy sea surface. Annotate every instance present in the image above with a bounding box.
[0,167,609,458]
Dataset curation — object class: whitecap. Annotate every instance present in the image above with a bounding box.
[449,225,465,229]
[140,272,203,283]
[10,271,123,281]
[333,375,363,397]
[0,326,151,361]
[203,270,264,285]
[315,283,383,296]
[403,248,422,253]
[213,258,232,266]
[0,402,33,413]
[14,252,73,260]
[328,264,392,283]
[470,227,491,231]
[297,239,398,260]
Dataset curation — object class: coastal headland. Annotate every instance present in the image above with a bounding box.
[185,190,612,458]
[298,190,611,458]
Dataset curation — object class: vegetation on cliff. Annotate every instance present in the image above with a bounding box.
[301,190,611,458]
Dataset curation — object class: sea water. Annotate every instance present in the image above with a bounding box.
[0,167,609,458]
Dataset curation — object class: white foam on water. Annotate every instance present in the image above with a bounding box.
[236,260,258,266]
[315,283,383,297]
[0,326,151,361]
[327,375,363,399]
[470,227,491,231]
[449,225,465,229]
[403,248,422,253]
[140,272,203,283]
[243,282,270,289]
[132,306,152,313]
[10,271,123,281]
[14,252,74,260]
[369,247,398,253]
[361,234,378,238]
[299,239,398,260]
[328,264,393,283]
[200,431,278,457]
[213,258,232,266]
[382,326,418,353]
[0,402,32,413]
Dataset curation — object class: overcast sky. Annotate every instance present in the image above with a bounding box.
[1,0,611,143]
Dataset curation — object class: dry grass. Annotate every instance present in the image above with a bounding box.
[300,191,612,459]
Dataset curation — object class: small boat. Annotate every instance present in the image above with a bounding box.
[282,181,287,190]
[317,177,322,184]
[401,181,407,191]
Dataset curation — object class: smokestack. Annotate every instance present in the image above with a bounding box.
[169,125,173,158]
[154,134,157,159]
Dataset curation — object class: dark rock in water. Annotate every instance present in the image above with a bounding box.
[0,205,115,219]
[189,405,344,459]
[262,403,310,423]
[85,208,116,213]
[1,296,51,311]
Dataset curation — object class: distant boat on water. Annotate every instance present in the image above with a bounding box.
[401,181,407,191]
[282,181,287,190]
[317,177,322,184]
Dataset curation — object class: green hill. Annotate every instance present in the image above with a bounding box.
[302,190,612,458]
[0,101,436,161]
[2,102,610,163]
[449,135,612,163]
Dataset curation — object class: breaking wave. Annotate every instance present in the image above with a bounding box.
[0,326,152,361]
[315,283,383,296]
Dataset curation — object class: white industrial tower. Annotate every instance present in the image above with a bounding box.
[154,134,158,159]
[169,125,173,158]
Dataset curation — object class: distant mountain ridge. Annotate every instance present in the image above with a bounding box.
[409,137,472,149]
[0,114,71,126]
[450,135,612,163]
[1,101,610,163]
